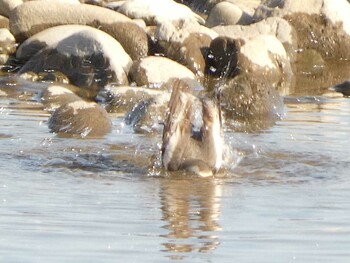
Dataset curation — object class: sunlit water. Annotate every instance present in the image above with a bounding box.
[1,94,350,262]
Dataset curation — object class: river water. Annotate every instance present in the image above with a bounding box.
[1,88,350,262]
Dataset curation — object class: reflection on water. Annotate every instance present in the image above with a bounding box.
[159,177,221,257]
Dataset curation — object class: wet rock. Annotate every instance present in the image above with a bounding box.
[17,24,145,62]
[204,35,286,131]
[156,18,218,44]
[158,32,212,81]
[123,78,201,133]
[40,84,82,111]
[213,17,298,62]
[48,99,112,137]
[0,15,9,29]
[129,56,196,87]
[205,1,253,28]
[9,1,130,42]
[329,80,350,97]
[205,36,240,79]
[0,28,16,64]
[238,34,294,95]
[18,26,132,95]
[99,84,170,113]
[89,21,149,61]
[118,0,205,26]
[255,0,350,59]
[0,0,22,18]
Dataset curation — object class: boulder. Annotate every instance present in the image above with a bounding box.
[213,17,298,62]
[129,56,196,87]
[40,84,83,111]
[254,0,350,59]
[0,28,16,64]
[0,0,22,18]
[48,99,112,137]
[205,1,253,28]
[205,36,287,131]
[0,15,9,29]
[17,24,147,62]
[9,1,131,42]
[118,0,205,25]
[18,26,132,95]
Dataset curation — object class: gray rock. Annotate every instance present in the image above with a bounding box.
[118,0,205,25]
[40,84,83,111]
[158,32,212,81]
[0,0,22,18]
[9,1,130,42]
[0,28,16,64]
[213,17,298,62]
[129,56,196,87]
[48,99,112,137]
[17,23,147,62]
[18,26,132,95]
[0,15,9,29]
[205,36,287,131]
[205,1,253,28]
[254,0,350,59]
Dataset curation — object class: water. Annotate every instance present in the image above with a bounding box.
[1,92,350,262]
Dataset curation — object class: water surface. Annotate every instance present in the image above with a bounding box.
[1,94,350,262]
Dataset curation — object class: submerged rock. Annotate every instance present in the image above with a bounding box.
[40,84,84,111]
[48,100,112,137]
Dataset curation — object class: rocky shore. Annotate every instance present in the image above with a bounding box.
[1,0,350,136]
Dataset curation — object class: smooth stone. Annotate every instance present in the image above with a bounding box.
[159,32,212,81]
[17,24,144,62]
[0,15,9,29]
[118,0,205,25]
[17,22,148,61]
[156,18,218,44]
[0,28,16,55]
[213,17,297,62]
[206,1,252,28]
[226,0,261,16]
[40,84,82,111]
[48,100,112,137]
[238,34,294,95]
[19,26,132,93]
[0,0,22,18]
[129,56,196,87]
[257,0,350,35]
[10,1,131,42]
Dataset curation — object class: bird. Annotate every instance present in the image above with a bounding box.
[161,79,223,177]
